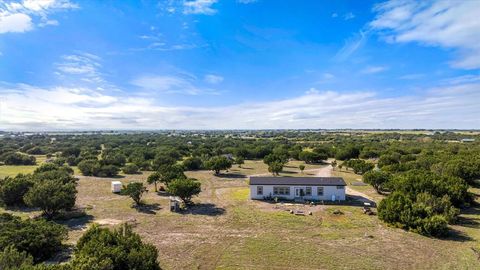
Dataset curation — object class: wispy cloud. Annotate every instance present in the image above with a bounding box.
[399,73,425,80]
[204,74,224,84]
[183,0,218,15]
[361,66,388,74]
[1,79,479,130]
[237,0,257,4]
[370,0,480,69]
[55,53,107,86]
[0,0,77,34]
[131,74,222,95]
[335,30,369,61]
[344,12,355,20]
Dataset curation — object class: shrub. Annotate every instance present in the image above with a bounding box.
[77,160,119,177]
[123,182,147,205]
[122,164,140,174]
[167,178,201,205]
[363,170,391,193]
[34,163,73,175]
[0,174,33,206]
[0,213,67,262]
[24,180,77,218]
[0,246,34,269]
[182,157,203,170]
[298,151,327,164]
[73,225,160,270]
[378,191,458,237]
[205,156,232,175]
[1,152,36,165]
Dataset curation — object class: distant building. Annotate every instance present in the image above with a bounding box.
[249,176,346,201]
[461,138,475,143]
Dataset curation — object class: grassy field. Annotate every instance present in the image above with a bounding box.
[1,160,480,269]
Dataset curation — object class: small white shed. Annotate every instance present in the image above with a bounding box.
[111,181,122,193]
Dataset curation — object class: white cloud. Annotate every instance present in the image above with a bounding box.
[344,12,355,20]
[131,74,221,95]
[322,73,335,80]
[204,74,224,84]
[1,80,479,130]
[399,73,424,80]
[331,13,338,18]
[183,0,217,15]
[370,0,480,69]
[0,12,32,33]
[0,0,77,34]
[55,53,107,85]
[361,66,389,74]
[237,0,257,4]
[335,30,369,61]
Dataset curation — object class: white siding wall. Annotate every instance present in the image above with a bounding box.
[250,185,345,201]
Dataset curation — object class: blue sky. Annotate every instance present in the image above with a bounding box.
[0,0,479,130]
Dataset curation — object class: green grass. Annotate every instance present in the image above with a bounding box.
[1,159,479,270]
[0,165,38,178]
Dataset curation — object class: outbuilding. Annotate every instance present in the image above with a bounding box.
[249,176,346,201]
[111,181,122,193]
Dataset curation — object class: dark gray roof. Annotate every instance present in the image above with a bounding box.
[249,176,346,186]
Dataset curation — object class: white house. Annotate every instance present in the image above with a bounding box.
[249,176,346,201]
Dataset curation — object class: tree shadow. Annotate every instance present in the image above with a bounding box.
[4,205,38,213]
[217,173,247,179]
[346,194,376,207]
[442,228,473,242]
[57,214,94,231]
[133,203,161,215]
[281,170,299,174]
[456,203,480,228]
[180,203,226,216]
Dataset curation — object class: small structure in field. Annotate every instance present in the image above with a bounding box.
[111,181,122,193]
[169,196,182,212]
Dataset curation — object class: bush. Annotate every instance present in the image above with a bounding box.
[0,246,34,269]
[268,161,283,176]
[183,157,203,170]
[334,146,360,160]
[26,147,45,155]
[167,178,201,205]
[78,160,119,177]
[34,163,73,175]
[363,170,391,193]
[378,191,457,237]
[0,174,33,206]
[1,152,36,165]
[298,151,327,164]
[73,225,160,270]
[24,180,77,218]
[343,159,374,175]
[205,156,232,175]
[0,213,67,262]
[122,164,140,174]
[123,182,147,205]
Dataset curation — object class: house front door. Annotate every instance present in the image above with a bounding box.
[295,187,304,197]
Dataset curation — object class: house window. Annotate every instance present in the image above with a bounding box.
[273,186,290,195]
[305,187,312,196]
[336,186,344,190]
[257,186,263,195]
[317,187,324,196]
